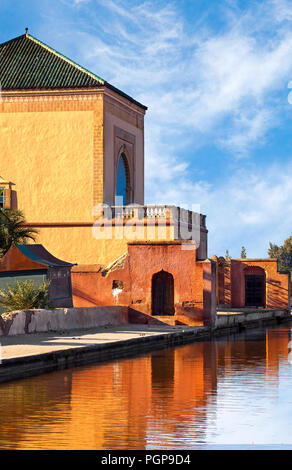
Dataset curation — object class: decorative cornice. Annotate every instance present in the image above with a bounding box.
[0,88,104,102]
[0,87,147,115]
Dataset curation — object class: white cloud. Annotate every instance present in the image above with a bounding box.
[145,160,292,258]
[65,0,292,158]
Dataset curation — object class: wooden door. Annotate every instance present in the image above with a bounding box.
[152,270,175,315]
[245,274,265,307]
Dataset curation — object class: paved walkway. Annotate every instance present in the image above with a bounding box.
[0,324,192,360]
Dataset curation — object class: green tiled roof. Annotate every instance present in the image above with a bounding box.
[0,33,147,109]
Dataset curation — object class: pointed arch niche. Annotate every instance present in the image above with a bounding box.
[113,126,136,206]
[115,152,131,205]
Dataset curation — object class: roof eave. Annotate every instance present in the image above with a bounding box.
[1,83,148,111]
[105,82,147,111]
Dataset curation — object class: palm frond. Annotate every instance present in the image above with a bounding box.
[0,209,38,257]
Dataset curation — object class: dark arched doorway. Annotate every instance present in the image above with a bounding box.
[116,154,131,205]
[152,270,175,315]
[245,267,266,307]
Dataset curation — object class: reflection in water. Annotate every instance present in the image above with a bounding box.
[0,325,292,449]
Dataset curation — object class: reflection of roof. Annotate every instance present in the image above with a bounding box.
[0,33,147,110]
[16,244,74,267]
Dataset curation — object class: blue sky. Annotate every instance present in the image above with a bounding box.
[2,0,292,258]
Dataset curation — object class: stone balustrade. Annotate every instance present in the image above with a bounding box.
[97,204,206,229]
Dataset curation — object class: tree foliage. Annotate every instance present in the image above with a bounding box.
[268,236,292,269]
[268,236,292,290]
[225,249,231,261]
[0,209,38,257]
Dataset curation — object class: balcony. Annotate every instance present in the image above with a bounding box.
[96,204,205,226]
[93,204,208,259]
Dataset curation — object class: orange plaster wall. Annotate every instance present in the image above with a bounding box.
[230,259,290,309]
[71,242,216,326]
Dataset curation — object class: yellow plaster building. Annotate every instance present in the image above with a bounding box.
[0,32,207,265]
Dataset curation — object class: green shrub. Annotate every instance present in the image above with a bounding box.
[0,280,50,313]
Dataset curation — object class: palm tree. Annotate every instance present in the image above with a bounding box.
[0,209,38,257]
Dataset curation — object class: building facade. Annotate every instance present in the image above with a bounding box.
[0,32,147,265]
[1,32,289,326]
[211,256,290,311]
[0,32,208,267]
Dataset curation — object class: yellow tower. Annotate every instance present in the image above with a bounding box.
[0,33,147,264]
[0,33,208,266]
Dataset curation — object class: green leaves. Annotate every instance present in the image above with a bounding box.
[0,208,38,257]
[268,236,292,267]
[0,280,50,313]
[269,236,292,289]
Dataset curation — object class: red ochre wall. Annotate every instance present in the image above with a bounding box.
[230,259,290,309]
[213,258,290,310]
[71,242,216,327]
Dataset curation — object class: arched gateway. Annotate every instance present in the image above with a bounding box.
[151,270,175,315]
[244,266,266,307]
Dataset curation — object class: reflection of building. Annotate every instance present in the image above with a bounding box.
[0,369,73,449]
[265,328,291,376]
[0,327,289,449]
[42,343,218,449]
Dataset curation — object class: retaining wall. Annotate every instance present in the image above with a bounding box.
[0,306,129,336]
[215,308,290,329]
[0,306,290,337]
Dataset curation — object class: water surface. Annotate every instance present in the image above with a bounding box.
[1,324,292,449]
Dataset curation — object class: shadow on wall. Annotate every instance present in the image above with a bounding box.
[70,286,100,308]
[267,281,290,309]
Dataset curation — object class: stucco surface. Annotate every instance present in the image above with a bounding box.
[71,242,217,326]
[0,306,129,336]
[0,110,95,222]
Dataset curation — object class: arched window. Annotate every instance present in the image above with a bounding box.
[152,270,175,315]
[116,154,131,205]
